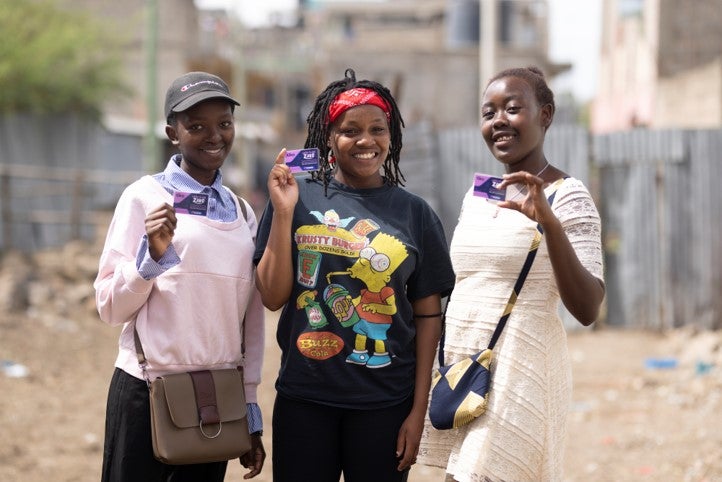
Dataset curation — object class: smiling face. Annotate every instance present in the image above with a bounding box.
[480,76,551,172]
[165,99,235,186]
[329,104,390,189]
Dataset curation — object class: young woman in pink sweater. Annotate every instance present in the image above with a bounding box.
[94,72,266,482]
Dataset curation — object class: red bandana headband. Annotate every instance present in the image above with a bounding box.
[328,87,391,124]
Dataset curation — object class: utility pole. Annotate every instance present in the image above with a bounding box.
[480,0,497,123]
[230,11,253,196]
[144,0,159,173]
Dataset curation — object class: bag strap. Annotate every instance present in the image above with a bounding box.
[438,178,564,364]
[234,194,249,357]
[487,229,541,349]
[236,195,249,223]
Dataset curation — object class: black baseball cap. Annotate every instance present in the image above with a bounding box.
[164,71,240,119]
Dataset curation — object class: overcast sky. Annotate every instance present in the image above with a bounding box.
[195,0,602,102]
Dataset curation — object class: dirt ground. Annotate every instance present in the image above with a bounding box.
[1,244,721,481]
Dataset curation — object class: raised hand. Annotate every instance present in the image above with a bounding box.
[497,171,554,225]
[144,203,177,261]
[268,148,299,215]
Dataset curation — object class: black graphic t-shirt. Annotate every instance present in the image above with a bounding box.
[253,177,455,409]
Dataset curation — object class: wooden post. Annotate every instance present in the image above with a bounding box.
[1,169,12,249]
[70,170,84,240]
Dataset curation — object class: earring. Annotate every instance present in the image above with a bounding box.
[328,153,336,168]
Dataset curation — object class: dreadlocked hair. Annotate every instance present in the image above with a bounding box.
[305,68,405,194]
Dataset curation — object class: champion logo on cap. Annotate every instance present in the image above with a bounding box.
[180,80,224,92]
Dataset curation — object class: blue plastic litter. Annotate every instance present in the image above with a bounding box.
[644,357,678,370]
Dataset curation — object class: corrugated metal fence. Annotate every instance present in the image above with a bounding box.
[1,115,721,329]
[0,114,143,251]
[593,129,722,331]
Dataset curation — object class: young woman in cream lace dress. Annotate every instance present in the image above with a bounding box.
[418,67,605,482]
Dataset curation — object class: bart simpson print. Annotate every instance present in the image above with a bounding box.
[326,232,408,368]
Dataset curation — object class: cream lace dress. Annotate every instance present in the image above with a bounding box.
[418,178,603,482]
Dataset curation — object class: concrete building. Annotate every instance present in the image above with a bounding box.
[591,0,722,133]
[240,0,567,138]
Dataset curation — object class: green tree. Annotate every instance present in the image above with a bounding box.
[0,0,129,117]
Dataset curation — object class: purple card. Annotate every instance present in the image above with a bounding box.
[285,148,320,173]
[173,191,209,216]
[472,173,505,201]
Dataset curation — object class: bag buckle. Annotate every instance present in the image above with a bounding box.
[140,360,151,389]
[199,420,222,439]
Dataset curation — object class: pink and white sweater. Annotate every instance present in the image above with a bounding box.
[94,175,264,403]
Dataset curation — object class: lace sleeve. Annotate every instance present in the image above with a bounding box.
[552,178,604,281]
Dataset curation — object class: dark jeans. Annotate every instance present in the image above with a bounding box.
[101,368,227,482]
[272,392,412,482]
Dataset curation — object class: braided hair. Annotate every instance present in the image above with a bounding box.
[305,68,406,193]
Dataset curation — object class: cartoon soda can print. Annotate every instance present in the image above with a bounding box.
[350,219,379,239]
[323,284,360,328]
[297,290,328,329]
[297,249,321,288]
